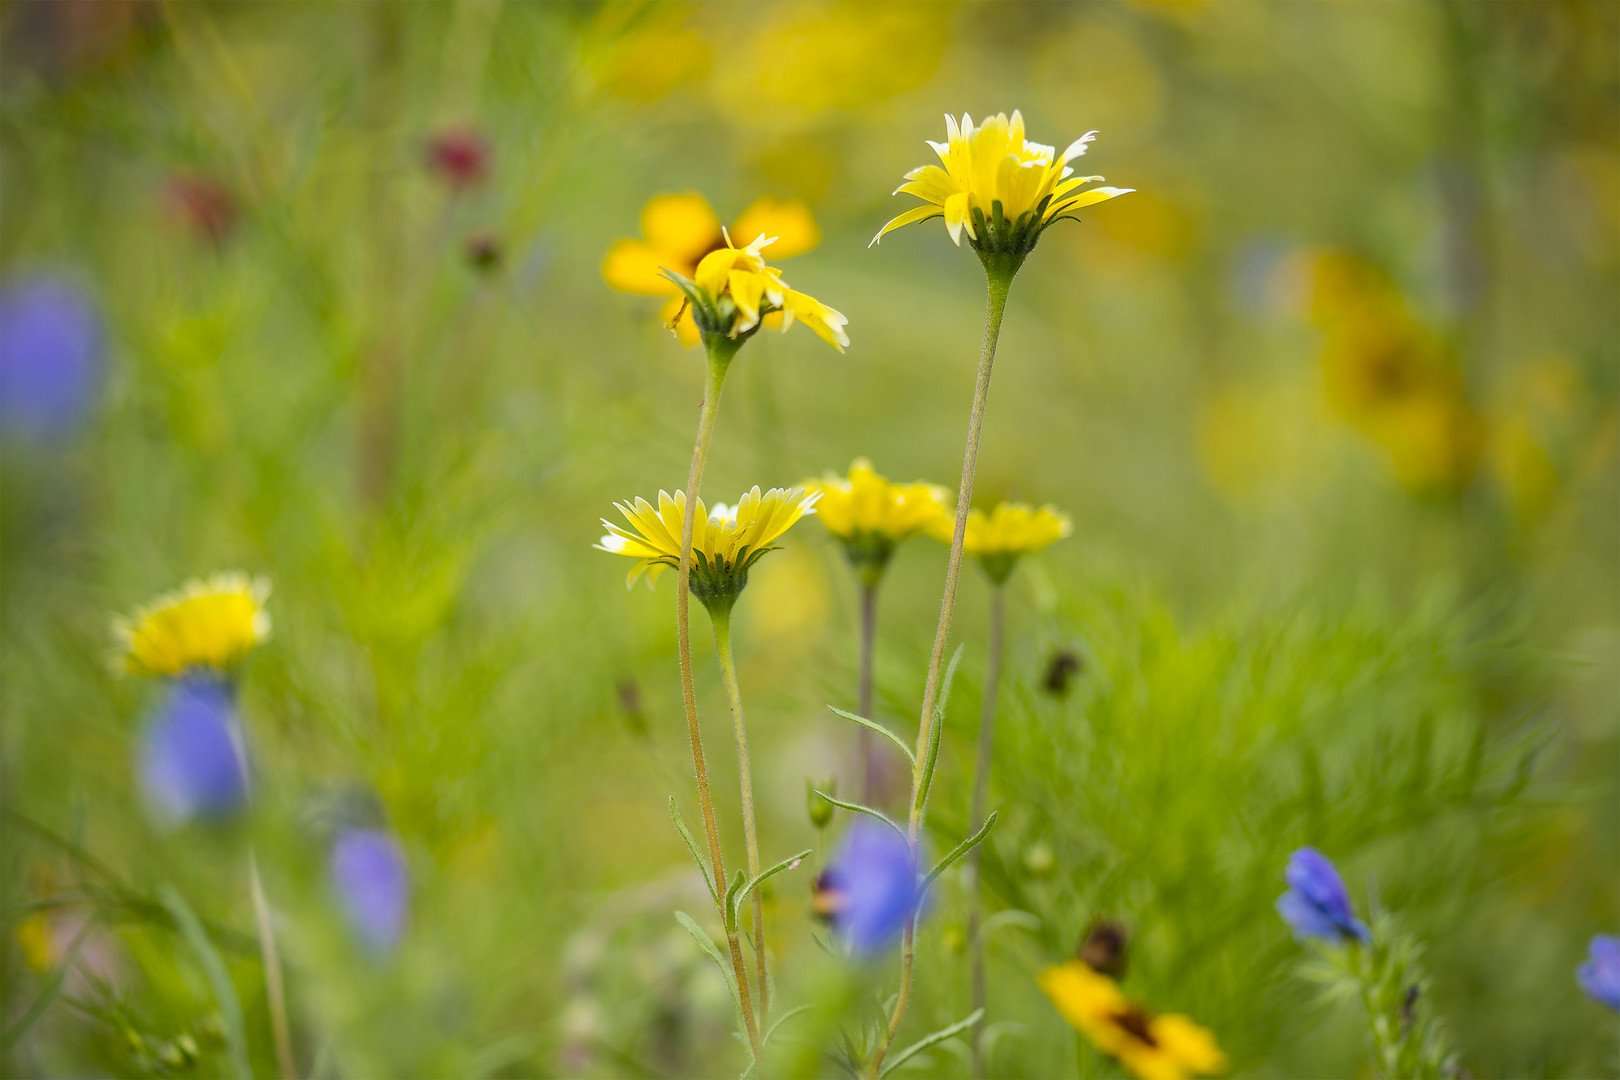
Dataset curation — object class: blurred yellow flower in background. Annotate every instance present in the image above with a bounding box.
[935,501,1071,585]
[588,11,712,103]
[873,112,1132,252]
[115,573,271,677]
[807,458,951,582]
[1040,960,1225,1080]
[597,486,821,603]
[602,193,819,344]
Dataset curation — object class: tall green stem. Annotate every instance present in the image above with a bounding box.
[676,343,762,1059]
[858,580,878,803]
[967,584,1006,1079]
[248,850,296,1080]
[710,605,769,1029]
[870,269,1012,1078]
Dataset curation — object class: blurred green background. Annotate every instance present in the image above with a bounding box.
[2,1,1616,1077]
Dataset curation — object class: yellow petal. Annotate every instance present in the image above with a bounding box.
[695,246,741,300]
[869,204,942,247]
[602,240,678,296]
[1046,186,1135,220]
[732,197,820,259]
[943,191,973,245]
[641,193,723,262]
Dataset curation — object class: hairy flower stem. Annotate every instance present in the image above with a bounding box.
[858,580,878,803]
[248,850,297,1080]
[967,585,1006,1079]
[709,604,770,1030]
[676,341,762,1060]
[870,268,1013,1079]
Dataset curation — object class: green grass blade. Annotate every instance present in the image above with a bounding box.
[879,1008,984,1077]
[813,790,908,840]
[827,706,915,766]
[160,885,252,1080]
[920,811,999,896]
[669,796,718,903]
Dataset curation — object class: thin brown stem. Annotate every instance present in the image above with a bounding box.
[248,850,296,1080]
[968,584,1006,1079]
[858,580,878,804]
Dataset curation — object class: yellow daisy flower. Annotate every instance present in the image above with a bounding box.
[930,501,1071,585]
[597,486,821,608]
[872,112,1133,259]
[1040,961,1225,1080]
[114,572,271,677]
[664,232,850,353]
[806,458,952,583]
[602,193,820,345]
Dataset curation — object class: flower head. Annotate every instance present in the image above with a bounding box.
[813,821,919,956]
[1577,934,1620,1011]
[0,276,104,442]
[662,232,849,353]
[597,486,820,608]
[163,173,237,244]
[806,458,952,583]
[1040,960,1225,1080]
[114,573,271,677]
[137,676,249,825]
[932,501,1071,585]
[331,827,410,954]
[872,112,1133,269]
[1276,847,1370,945]
[425,126,491,189]
[603,193,820,345]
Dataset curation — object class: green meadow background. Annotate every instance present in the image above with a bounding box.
[3,1,1616,1077]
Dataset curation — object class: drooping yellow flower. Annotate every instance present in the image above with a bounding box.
[597,486,821,607]
[931,501,1071,585]
[806,458,952,583]
[872,112,1133,258]
[1040,961,1225,1080]
[114,573,271,677]
[664,232,849,353]
[602,193,820,345]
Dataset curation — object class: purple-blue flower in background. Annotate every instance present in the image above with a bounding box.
[0,277,103,441]
[814,821,919,956]
[1577,934,1620,1011]
[138,676,248,824]
[1277,847,1370,945]
[331,827,409,953]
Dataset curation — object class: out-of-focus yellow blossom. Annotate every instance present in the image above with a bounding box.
[17,913,54,971]
[597,486,820,607]
[746,545,832,643]
[1040,960,1225,1080]
[872,112,1132,262]
[1371,390,1485,496]
[664,233,849,352]
[589,18,711,102]
[1487,357,1582,521]
[932,501,1071,585]
[602,193,820,345]
[806,458,952,584]
[1197,380,1329,502]
[114,573,271,677]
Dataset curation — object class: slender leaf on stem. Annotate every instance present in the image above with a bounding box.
[879,1008,985,1077]
[160,885,252,1080]
[914,644,964,815]
[675,909,752,1063]
[828,706,916,766]
[813,790,907,840]
[670,796,718,903]
[920,811,999,896]
[763,1004,812,1050]
[730,849,813,927]
[722,870,747,933]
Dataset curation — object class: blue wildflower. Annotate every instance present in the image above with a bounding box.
[1276,847,1370,945]
[815,821,919,956]
[138,676,249,824]
[331,827,410,953]
[1577,934,1620,1012]
[0,277,103,442]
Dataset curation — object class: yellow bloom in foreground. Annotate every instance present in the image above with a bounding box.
[1040,961,1225,1080]
[602,192,820,345]
[115,572,271,677]
[932,501,1070,584]
[873,112,1133,255]
[666,232,849,353]
[597,486,821,606]
[807,458,951,583]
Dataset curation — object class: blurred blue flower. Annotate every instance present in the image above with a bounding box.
[138,676,248,824]
[1276,847,1369,945]
[0,277,103,441]
[1577,934,1620,1011]
[817,821,919,956]
[331,827,409,953]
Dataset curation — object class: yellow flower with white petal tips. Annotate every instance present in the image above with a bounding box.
[602,193,820,346]
[114,572,271,677]
[1040,961,1225,1080]
[931,501,1070,585]
[666,232,849,353]
[597,486,821,609]
[806,458,952,584]
[872,112,1133,265]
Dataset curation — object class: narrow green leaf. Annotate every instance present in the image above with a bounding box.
[160,885,251,1080]
[914,644,964,814]
[813,790,907,840]
[879,1008,984,1077]
[669,797,718,903]
[920,811,999,895]
[827,706,916,766]
[675,910,751,1062]
[735,849,813,915]
[723,869,747,933]
[762,1004,812,1051]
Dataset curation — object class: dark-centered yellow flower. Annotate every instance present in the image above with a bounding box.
[806,458,951,582]
[114,573,271,677]
[931,501,1071,585]
[1040,961,1225,1080]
